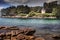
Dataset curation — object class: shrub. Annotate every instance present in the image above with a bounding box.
[28,11,36,17]
[43,13,55,17]
[17,14,27,16]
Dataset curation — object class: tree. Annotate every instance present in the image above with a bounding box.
[17,5,30,14]
[56,6,60,19]
[52,5,60,19]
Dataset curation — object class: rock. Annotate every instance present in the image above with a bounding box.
[53,36,60,39]
[35,37,45,40]
[0,27,37,40]
[17,34,35,40]
[28,36,35,39]
[6,32,11,36]
[17,34,25,40]
[4,39,10,40]
[8,26,19,30]
[10,31,18,37]
[0,27,6,29]
[23,28,36,35]
[11,37,17,40]
[0,33,6,37]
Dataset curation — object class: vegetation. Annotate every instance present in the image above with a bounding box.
[1,5,42,16]
[1,4,60,18]
[28,11,36,17]
[43,13,56,17]
[52,5,60,18]
[55,6,60,18]
[17,13,27,16]
[1,5,31,16]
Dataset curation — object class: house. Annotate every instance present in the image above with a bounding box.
[43,1,58,13]
[41,8,46,14]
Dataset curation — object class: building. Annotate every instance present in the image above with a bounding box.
[43,1,58,13]
[41,8,45,14]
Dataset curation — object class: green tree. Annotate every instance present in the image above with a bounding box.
[52,6,60,19]
[28,11,36,17]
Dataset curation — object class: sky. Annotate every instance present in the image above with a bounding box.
[0,0,60,9]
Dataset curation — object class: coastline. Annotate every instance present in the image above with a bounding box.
[1,16,56,19]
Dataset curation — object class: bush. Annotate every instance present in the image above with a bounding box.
[17,14,27,16]
[43,13,55,17]
[42,13,49,17]
[52,6,60,18]
[28,11,36,17]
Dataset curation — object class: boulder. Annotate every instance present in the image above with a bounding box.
[16,34,25,40]
[11,37,17,40]
[0,26,6,29]
[53,36,60,39]
[22,28,36,35]
[0,27,36,40]
[17,34,35,40]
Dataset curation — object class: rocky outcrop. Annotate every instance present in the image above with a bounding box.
[0,26,40,40]
[0,26,60,40]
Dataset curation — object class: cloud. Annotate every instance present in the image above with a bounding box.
[0,7,4,10]
[4,0,60,4]
[46,0,60,3]
[46,0,56,2]
[3,0,47,6]
[4,0,29,4]
[1,0,60,6]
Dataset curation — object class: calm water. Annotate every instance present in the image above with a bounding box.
[0,18,60,33]
[0,18,60,29]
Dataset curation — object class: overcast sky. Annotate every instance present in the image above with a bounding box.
[0,0,60,9]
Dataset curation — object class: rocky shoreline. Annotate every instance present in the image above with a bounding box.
[0,26,60,40]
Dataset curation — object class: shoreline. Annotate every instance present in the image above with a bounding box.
[1,16,56,19]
